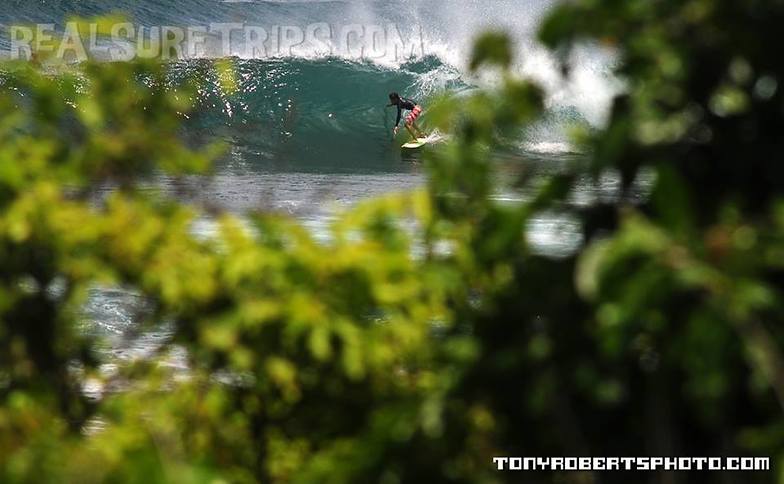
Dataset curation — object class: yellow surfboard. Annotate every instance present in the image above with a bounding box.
[402,138,429,149]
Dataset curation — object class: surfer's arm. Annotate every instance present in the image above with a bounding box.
[392,105,402,134]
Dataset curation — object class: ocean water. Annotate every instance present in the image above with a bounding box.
[0,0,621,379]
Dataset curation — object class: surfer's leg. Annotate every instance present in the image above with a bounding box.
[405,124,418,140]
[410,106,426,138]
[413,122,426,138]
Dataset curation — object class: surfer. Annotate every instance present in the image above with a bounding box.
[388,92,426,141]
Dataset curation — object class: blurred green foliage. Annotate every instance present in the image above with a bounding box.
[0,1,783,482]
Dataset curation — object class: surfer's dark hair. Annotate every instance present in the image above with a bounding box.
[389,92,400,102]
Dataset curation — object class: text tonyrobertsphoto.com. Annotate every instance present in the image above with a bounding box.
[493,456,771,472]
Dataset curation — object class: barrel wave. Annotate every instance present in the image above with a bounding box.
[173,56,466,170]
[0,0,617,169]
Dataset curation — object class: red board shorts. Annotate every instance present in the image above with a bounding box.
[405,105,423,126]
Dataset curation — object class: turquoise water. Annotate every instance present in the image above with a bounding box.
[174,56,466,171]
